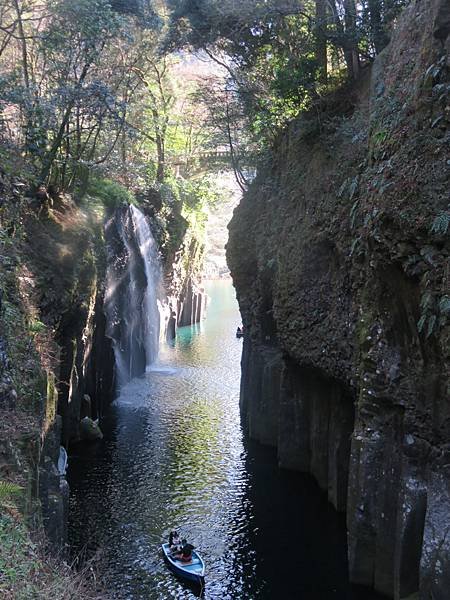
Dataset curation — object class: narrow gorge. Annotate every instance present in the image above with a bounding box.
[0,0,448,597]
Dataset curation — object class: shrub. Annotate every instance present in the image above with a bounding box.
[87,178,135,208]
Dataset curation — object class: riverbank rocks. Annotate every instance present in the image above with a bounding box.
[80,417,103,442]
[227,0,449,598]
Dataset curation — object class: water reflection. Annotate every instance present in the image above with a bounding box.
[68,280,382,599]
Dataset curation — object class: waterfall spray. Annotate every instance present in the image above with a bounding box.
[105,205,165,389]
[129,205,162,368]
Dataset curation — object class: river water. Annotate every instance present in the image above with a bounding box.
[68,280,382,600]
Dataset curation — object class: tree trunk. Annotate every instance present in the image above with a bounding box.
[12,0,30,90]
[328,0,355,77]
[39,62,91,186]
[12,0,38,154]
[343,0,360,79]
[155,134,165,183]
[367,0,389,54]
[315,0,328,84]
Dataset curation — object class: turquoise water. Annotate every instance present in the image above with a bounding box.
[68,280,382,599]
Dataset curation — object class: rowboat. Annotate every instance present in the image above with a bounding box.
[161,543,205,585]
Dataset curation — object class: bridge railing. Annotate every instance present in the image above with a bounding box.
[170,149,256,166]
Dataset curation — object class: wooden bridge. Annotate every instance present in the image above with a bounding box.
[171,149,256,168]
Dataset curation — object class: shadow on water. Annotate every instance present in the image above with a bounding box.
[169,573,206,599]
[68,280,386,600]
[241,440,386,600]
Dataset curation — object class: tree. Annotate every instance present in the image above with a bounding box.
[164,0,408,139]
[0,0,166,191]
[0,0,407,198]
[132,57,175,182]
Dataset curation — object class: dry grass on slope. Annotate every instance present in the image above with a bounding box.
[0,507,108,600]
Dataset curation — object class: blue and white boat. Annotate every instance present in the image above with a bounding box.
[161,543,205,585]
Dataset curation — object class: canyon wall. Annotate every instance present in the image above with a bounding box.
[0,188,115,549]
[227,0,449,597]
[24,204,115,447]
[0,181,207,551]
[159,206,207,332]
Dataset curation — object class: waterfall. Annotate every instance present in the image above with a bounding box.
[129,205,161,368]
[105,205,164,389]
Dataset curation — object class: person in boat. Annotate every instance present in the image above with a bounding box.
[176,538,195,563]
[168,530,181,552]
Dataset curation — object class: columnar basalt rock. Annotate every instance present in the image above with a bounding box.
[177,279,207,328]
[227,0,449,597]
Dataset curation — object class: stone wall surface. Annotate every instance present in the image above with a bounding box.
[163,219,207,332]
[0,178,208,553]
[227,0,449,597]
[23,205,115,447]
[0,185,115,551]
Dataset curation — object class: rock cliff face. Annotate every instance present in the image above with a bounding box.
[162,211,207,332]
[23,203,115,447]
[0,191,115,550]
[0,181,208,552]
[227,0,449,598]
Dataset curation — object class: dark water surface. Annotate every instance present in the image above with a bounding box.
[68,280,382,600]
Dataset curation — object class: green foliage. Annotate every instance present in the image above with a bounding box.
[349,199,360,229]
[0,481,23,504]
[137,53,213,184]
[88,178,135,208]
[373,130,389,145]
[439,296,450,315]
[0,512,102,598]
[417,292,450,337]
[427,314,437,337]
[0,514,37,590]
[418,291,435,337]
[179,177,222,212]
[0,288,43,411]
[239,9,321,137]
[0,0,409,195]
[339,176,360,202]
[154,173,224,265]
[28,320,46,336]
[160,174,223,212]
[165,0,408,146]
[0,0,162,191]
[417,313,427,334]
[431,210,450,236]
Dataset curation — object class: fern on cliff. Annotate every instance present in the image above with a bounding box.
[431,211,450,236]
[0,481,23,504]
[439,296,450,315]
[418,293,450,337]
